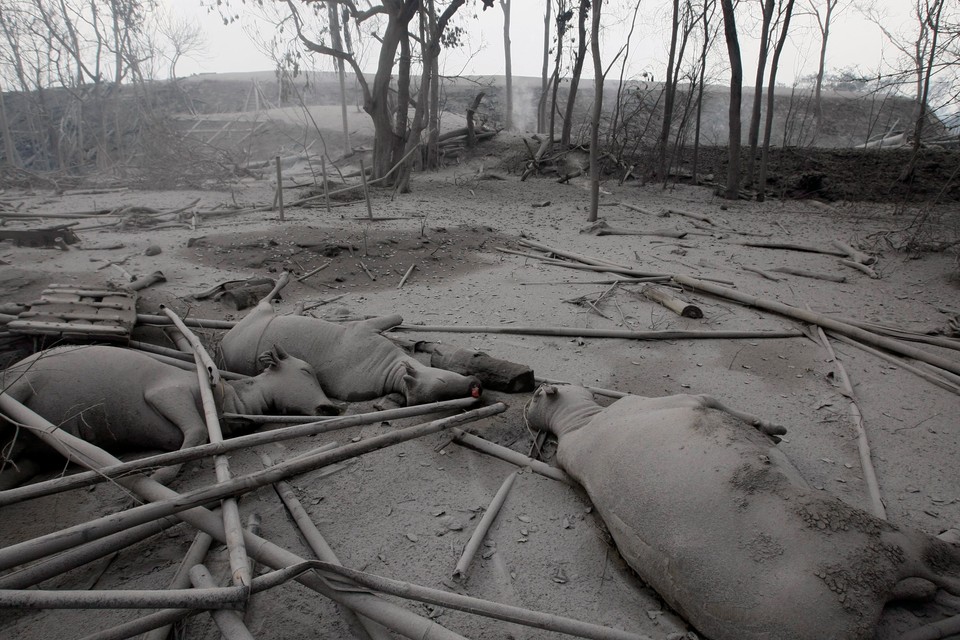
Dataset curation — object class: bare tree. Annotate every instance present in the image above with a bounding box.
[588,0,605,222]
[561,0,588,146]
[691,0,718,182]
[902,0,947,181]
[719,0,743,199]
[758,0,796,201]
[327,1,351,153]
[745,0,775,187]
[538,0,552,132]
[500,0,513,130]
[807,0,843,141]
[658,0,682,180]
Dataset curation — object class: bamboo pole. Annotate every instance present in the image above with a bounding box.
[140,531,213,640]
[164,311,250,588]
[451,428,574,485]
[312,562,652,640]
[831,239,875,265]
[740,241,848,257]
[0,519,179,591]
[812,325,886,520]
[296,261,331,282]
[0,397,507,571]
[136,314,237,330]
[769,267,846,283]
[263,451,389,640]
[0,395,484,640]
[640,285,703,318]
[321,156,332,215]
[397,264,416,289]
[0,585,246,609]
[82,609,196,640]
[672,275,960,376]
[189,565,256,640]
[0,397,480,507]
[275,156,285,222]
[359,158,373,219]
[839,259,879,278]
[516,238,633,269]
[454,471,518,579]
[393,324,802,341]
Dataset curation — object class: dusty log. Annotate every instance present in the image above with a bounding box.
[580,219,687,239]
[517,238,633,269]
[812,326,886,520]
[617,202,657,216]
[454,470,518,579]
[397,264,416,289]
[0,585,246,610]
[831,239,876,265]
[189,565,255,640]
[769,267,846,283]
[0,394,490,640]
[137,314,237,330]
[297,261,332,282]
[741,241,848,257]
[450,428,574,485]
[430,346,535,392]
[0,398,481,507]
[77,608,196,640]
[465,92,485,147]
[313,562,651,640]
[0,396,507,570]
[671,275,960,377]
[640,285,703,318]
[839,259,880,278]
[394,324,801,341]
[140,531,214,640]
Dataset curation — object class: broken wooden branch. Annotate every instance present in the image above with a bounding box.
[454,471,518,579]
[671,275,960,377]
[617,202,657,216]
[359,157,373,219]
[741,265,781,281]
[839,258,880,278]
[0,585,246,610]
[359,261,376,281]
[640,285,703,318]
[296,261,332,282]
[0,395,477,640]
[769,267,846,283]
[580,219,687,239]
[741,241,848,257]
[0,398,480,506]
[812,324,886,519]
[663,207,714,225]
[517,238,633,269]
[831,239,876,265]
[137,314,237,330]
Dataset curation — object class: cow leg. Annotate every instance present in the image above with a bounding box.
[695,394,787,438]
[145,388,211,485]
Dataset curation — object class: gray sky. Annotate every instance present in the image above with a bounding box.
[166,0,912,89]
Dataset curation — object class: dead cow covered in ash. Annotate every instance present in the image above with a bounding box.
[221,299,481,405]
[524,384,960,640]
[0,344,336,488]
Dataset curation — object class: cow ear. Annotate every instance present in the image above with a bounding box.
[271,344,289,360]
[543,385,558,396]
[257,350,278,371]
[401,363,419,395]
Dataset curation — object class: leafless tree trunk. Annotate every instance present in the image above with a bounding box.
[328,1,351,153]
[658,0,682,180]
[758,0,796,202]
[810,0,839,142]
[745,0,775,187]
[719,0,742,199]
[500,0,513,130]
[588,0,604,222]
[538,0,552,132]
[561,0,588,146]
[0,88,19,167]
[901,0,945,182]
[548,0,569,144]
[691,0,717,183]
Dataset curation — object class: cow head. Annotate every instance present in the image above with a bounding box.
[524,383,597,437]
[255,344,343,416]
[400,362,482,406]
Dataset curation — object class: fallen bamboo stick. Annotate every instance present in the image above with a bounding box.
[671,275,960,377]
[741,265,781,281]
[359,158,373,219]
[769,267,846,283]
[640,285,703,318]
[0,397,480,506]
[0,396,507,571]
[78,608,196,640]
[617,202,657,216]
[663,207,714,224]
[296,261,332,282]
[263,451,388,640]
[140,530,214,640]
[580,219,688,239]
[134,350,249,381]
[313,562,652,640]
[535,377,628,399]
[517,238,633,269]
[839,258,880,278]
[450,428,574,485]
[0,396,473,640]
[831,239,876,265]
[454,471,518,579]
[393,324,802,341]
[136,314,237,330]
[534,259,738,285]
[0,518,180,590]
[397,263,416,289]
[0,585,246,610]
[321,156,332,215]
[826,332,960,396]
[520,277,671,286]
[189,565,256,640]
[812,325,886,520]
[359,261,376,281]
[165,311,251,588]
